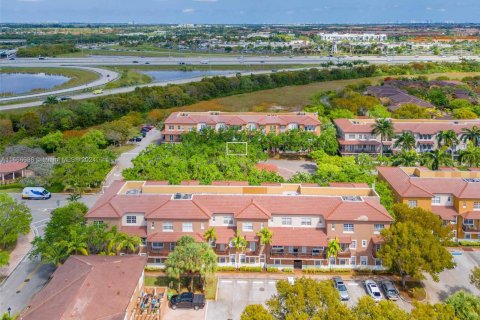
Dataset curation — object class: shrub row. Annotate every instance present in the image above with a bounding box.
[303,267,351,274]
[238,266,263,272]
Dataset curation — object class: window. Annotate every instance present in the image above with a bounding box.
[218,256,227,264]
[350,256,356,266]
[177,125,182,130]
[408,200,417,208]
[201,223,204,230]
[151,242,164,249]
[432,196,441,204]
[93,220,104,225]
[270,125,276,131]
[312,247,323,255]
[168,125,174,130]
[170,243,176,251]
[223,215,234,225]
[271,246,284,254]
[281,217,292,226]
[151,221,155,230]
[331,224,335,231]
[464,219,474,225]
[162,222,173,232]
[348,134,355,139]
[301,217,312,226]
[466,233,471,240]
[249,241,256,252]
[375,258,382,266]
[374,224,384,233]
[452,216,458,224]
[360,256,368,266]
[474,202,480,210]
[463,201,467,209]
[154,258,163,264]
[361,240,367,248]
[169,135,174,142]
[243,222,253,232]
[273,259,281,265]
[314,260,323,267]
[350,240,357,250]
[343,224,354,233]
[182,223,193,232]
[126,215,137,224]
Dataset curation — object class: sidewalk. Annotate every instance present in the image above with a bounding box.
[0,230,34,280]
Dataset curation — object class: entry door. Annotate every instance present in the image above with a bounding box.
[293,260,302,269]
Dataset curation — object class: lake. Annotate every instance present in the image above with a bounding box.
[142,70,238,82]
[0,73,70,95]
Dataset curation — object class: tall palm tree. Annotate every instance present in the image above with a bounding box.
[203,227,217,247]
[372,118,394,156]
[256,227,273,256]
[458,143,480,168]
[392,150,419,167]
[421,149,453,170]
[327,237,341,267]
[118,235,142,254]
[65,228,89,256]
[106,227,126,255]
[437,129,459,158]
[393,131,416,151]
[231,230,247,268]
[461,126,480,147]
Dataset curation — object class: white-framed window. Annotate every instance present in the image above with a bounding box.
[273,259,281,265]
[348,134,356,139]
[271,246,284,254]
[408,200,417,208]
[170,243,176,251]
[249,241,256,252]
[464,219,474,225]
[301,217,312,226]
[151,221,155,230]
[343,223,354,233]
[151,242,164,249]
[432,196,441,204]
[361,240,367,248]
[360,256,368,266]
[168,125,174,130]
[201,223,204,230]
[375,258,382,266]
[331,224,335,231]
[281,217,292,226]
[182,222,193,232]
[93,220,104,225]
[314,260,322,267]
[474,202,480,210]
[223,215,234,225]
[452,216,458,224]
[350,240,357,250]
[154,258,163,264]
[177,125,182,130]
[126,215,137,224]
[218,256,227,264]
[243,222,254,232]
[162,222,173,232]
[169,135,174,142]
[312,247,323,255]
[350,256,356,266]
[463,201,467,209]
[374,224,385,233]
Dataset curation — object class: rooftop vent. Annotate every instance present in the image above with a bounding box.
[209,111,220,115]
[297,112,306,115]
[180,112,189,117]
[126,189,141,195]
[464,178,480,183]
[282,191,299,196]
[173,193,193,200]
[341,195,363,202]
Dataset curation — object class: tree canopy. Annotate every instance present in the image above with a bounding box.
[0,194,32,254]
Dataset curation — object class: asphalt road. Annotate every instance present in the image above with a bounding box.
[0,194,99,316]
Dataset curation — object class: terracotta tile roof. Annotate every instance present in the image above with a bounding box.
[211,181,249,186]
[333,236,352,244]
[431,206,458,221]
[235,200,271,219]
[270,227,328,246]
[0,162,28,174]
[329,182,370,188]
[21,256,146,320]
[214,227,236,244]
[463,211,480,219]
[120,226,147,238]
[146,198,211,220]
[147,232,203,242]
[326,197,393,222]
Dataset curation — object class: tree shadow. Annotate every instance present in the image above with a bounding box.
[437,284,474,301]
[300,163,318,174]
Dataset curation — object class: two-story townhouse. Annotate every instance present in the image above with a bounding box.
[335,118,480,156]
[378,166,480,241]
[161,111,321,142]
[86,181,393,270]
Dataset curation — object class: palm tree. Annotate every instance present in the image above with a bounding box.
[461,126,480,147]
[43,96,58,105]
[437,129,459,158]
[42,242,69,266]
[203,227,217,247]
[231,230,247,269]
[372,118,394,156]
[327,237,341,268]
[65,228,89,256]
[421,149,453,170]
[118,235,142,254]
[458,143,480,168]
[256,227,273,256]
[106,227,126,255]
[392,150,419,167]
[393,131,416,151]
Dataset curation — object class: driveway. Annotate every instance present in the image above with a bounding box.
[207,278,277,320]
[423,250,480,303]
[264,159,317,180]
[163,304,206,320]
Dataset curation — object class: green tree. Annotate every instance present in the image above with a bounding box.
[241,305,273,320]
[458,143,480,167]
[372,118,394,156]
[450,99,473,110]
[461,126,480,147]
[392,104,430,119]
[453,108,477,119]
[437,130,459,156]
[63,227,89,256]
[354,296,409,320]
[43,96,59,105]
[375,181,395,215]
[231,230,247,268]
[394,131,416,151]
[445,291,480,320]
[0,250,9,267]
[392,150,419,167]
[368,105,391,118]
[203,227,217,246]
[257,227,273,256]
[470,266,480,290]
[117,234,141,254]
[39,131,63,153]
[0,194,32,250]
[317,126,339,156]
[421,149,453,170]
[410,301,456,320]
[327,237,340,266]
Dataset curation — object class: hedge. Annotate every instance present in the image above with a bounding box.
[217,266,236,272]
[302,267,351,274]
[238,266,263,272]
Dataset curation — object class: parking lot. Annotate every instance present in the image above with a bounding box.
[207,278,277,320]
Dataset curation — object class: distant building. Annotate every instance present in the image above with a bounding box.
[334,118,480,155]
[318,32,387,42]
[365,85,434,111]
[378,166,480,241]
[21,256,148,320]
[161,111,321,143]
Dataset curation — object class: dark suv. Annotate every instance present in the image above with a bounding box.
[169,292,205,310]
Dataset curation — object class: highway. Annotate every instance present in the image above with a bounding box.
[1,54,479,111]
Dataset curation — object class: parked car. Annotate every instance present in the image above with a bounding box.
[59,96,71,101]
[92,89,103,95]
[22,187,51,200]
[365,280,383,302]
[132,60,139,63]
[169,292,205,310]
[332,277,349,301]
[381,280,399,301]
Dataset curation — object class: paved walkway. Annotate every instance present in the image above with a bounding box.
[0,231,34,280]
[264,159,317,180]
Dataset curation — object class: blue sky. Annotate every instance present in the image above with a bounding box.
[2,0,479,24]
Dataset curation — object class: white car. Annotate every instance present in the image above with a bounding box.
[364,280,383,302]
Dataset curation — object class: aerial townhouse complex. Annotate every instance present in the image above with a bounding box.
[378,166,480,241]
[86,181,393,270]
[335,118,480,155]
[161,111,321,142]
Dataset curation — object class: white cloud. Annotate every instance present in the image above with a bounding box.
[182,8,195,13]
[439,8,447,12]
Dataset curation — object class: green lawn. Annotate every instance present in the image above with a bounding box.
[144,275,218,300]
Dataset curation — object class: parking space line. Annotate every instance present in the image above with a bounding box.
[237,280,248,284]
[220,280,232,283]
[268,281,277,284]
[252,281,263,284]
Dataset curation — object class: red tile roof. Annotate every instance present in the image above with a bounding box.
[0,162,28,174]
[463,211,480,219]
[270,227,328,246]
[214,227,236,244]
[121,226,147,238]
[235,200,271,219]
[431,206,458,221]
[326,197,393,222]
[147,232,203,242]
[21,256,146,320]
